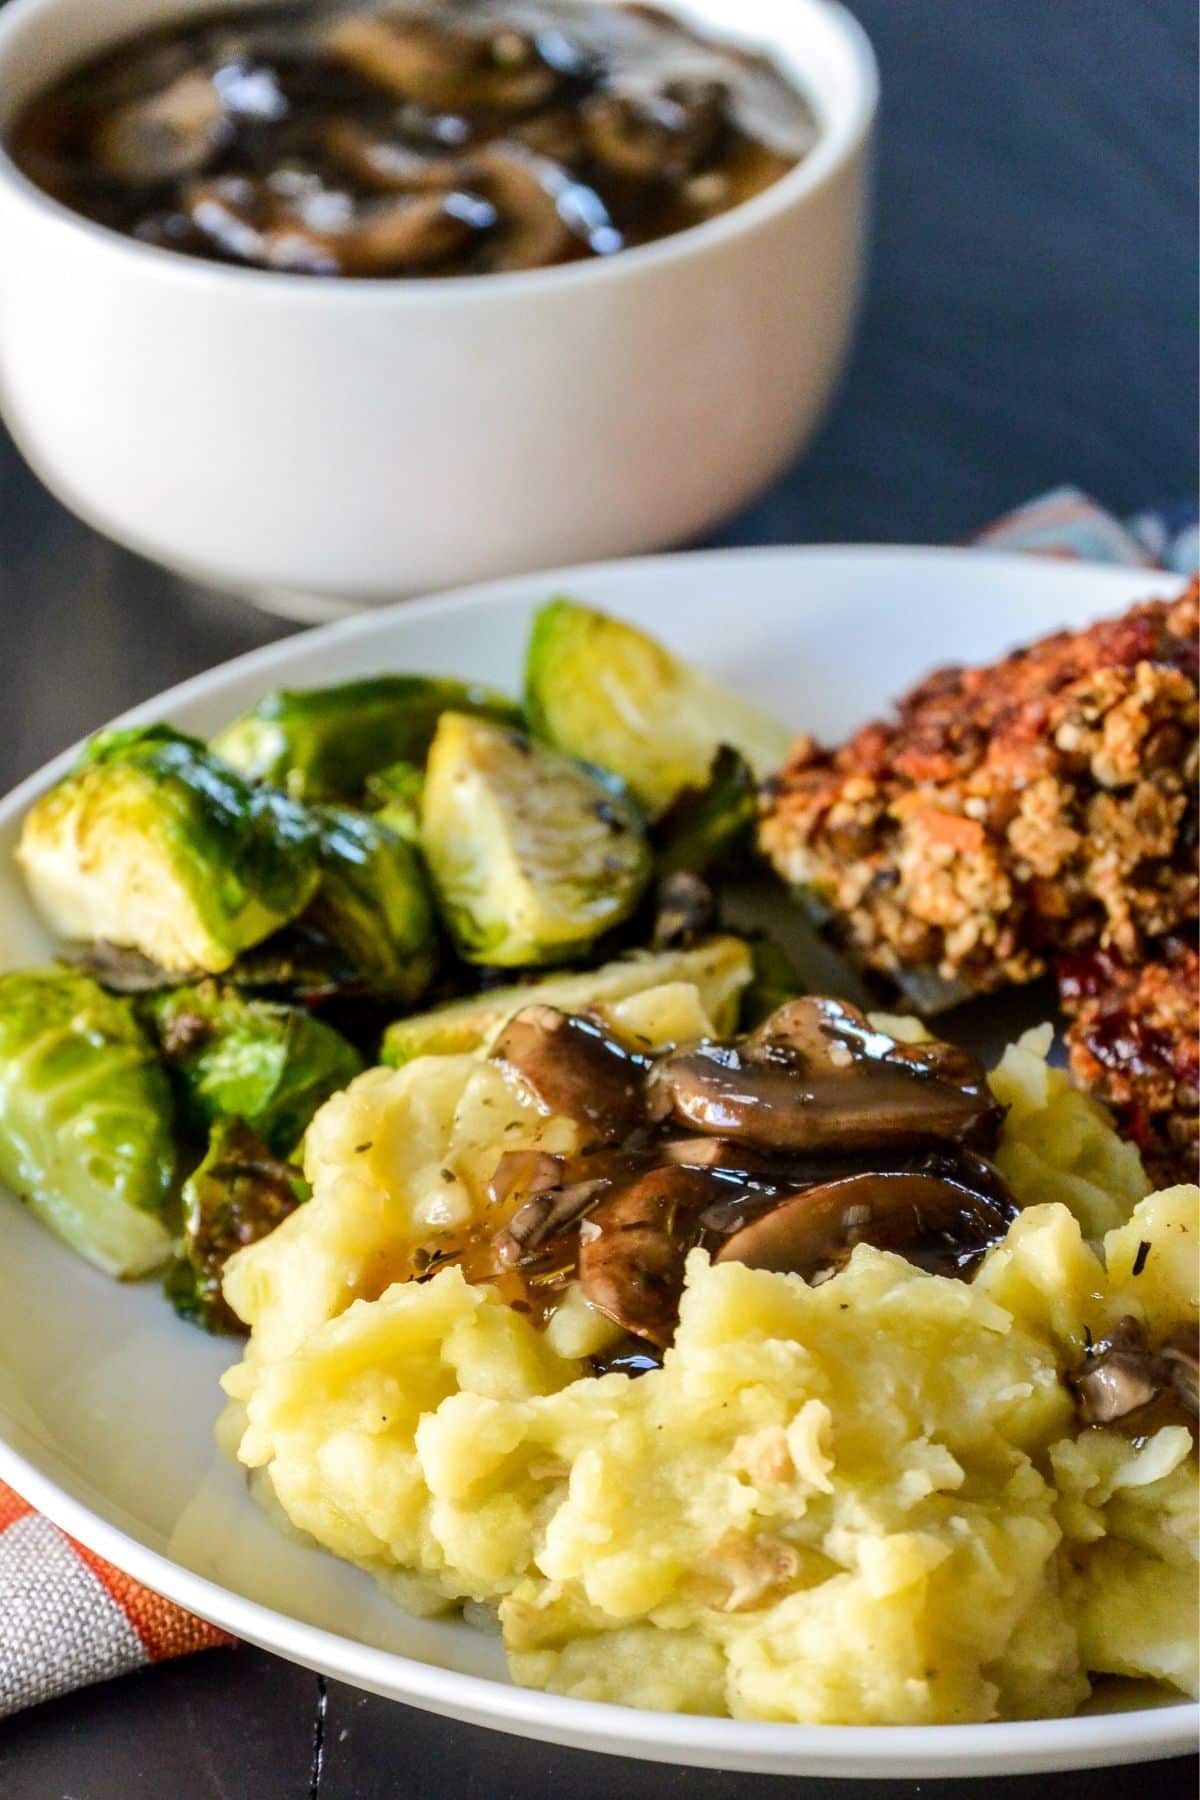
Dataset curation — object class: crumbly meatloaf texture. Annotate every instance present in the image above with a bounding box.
[759,582,1199,999]
[1058,938,1199,1190]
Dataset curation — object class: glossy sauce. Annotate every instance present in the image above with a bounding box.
[10,1,817,278]
[406,998,1016,1374]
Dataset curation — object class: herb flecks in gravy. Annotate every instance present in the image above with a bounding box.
[11,2,817,277]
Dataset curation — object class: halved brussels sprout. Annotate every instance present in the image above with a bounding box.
[149,979,363,1154]
[524,598,791,816]
[0,968,176,1277]
[306,807,437,1001]
[381,934,752,1063]
[363,759,424,845]
[164,1117,308,1334]
[211,676,522,802]
[18,726,319,974]
[420,712,650,967]
[652,745,757,875]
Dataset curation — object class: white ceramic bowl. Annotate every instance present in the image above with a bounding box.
[0,0,876,612]
[0,546,1195,1776]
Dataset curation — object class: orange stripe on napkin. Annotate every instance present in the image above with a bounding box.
[69,1534,234,1661]
[0,1482,34,1531]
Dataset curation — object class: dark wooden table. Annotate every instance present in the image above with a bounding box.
[1,0,1197,1793]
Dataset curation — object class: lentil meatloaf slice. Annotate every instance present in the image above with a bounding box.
[1058,937,1199,1190]
[758,581,1198,1006]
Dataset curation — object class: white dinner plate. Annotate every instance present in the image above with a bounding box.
[0,546,1195,1778]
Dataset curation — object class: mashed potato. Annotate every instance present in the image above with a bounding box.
[220,986,1198,1724]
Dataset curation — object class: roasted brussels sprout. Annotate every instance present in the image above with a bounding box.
[149,980,363,1153]
[164,1118,308,1333]
[211,676,521,802]
[524,599,791,816]
[363,759,424,845]
[420,712,650,967]
[306,807,437,1001]
[0,968,175,1277]
[18,726,319,974]
[739,935,805,1031]
[652,745,757,875]
[382,934,752,1063]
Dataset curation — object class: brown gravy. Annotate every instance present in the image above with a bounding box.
[10,1,817,277]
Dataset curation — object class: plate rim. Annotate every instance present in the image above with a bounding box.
[1,543,1194,1774]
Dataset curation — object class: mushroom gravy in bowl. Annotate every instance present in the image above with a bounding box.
[0,0,875,605]
[9,0,817,277]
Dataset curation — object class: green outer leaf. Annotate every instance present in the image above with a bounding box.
[524,597,791,817]
[363,760,424,846]
[211,677,522,803]
[24,725,320,970]
[652,746,758,876]
[166,1117,308,1334]
[0,968,175,1277]
[306,806,437,1002]
[149,980,363,1154]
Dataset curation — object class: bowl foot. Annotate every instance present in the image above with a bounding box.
[249,586,370,623]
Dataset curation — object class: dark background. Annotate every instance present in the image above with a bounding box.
[1,0,1197,1794]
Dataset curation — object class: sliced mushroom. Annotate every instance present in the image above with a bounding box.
[1069,1318,1200,1427]
[495,1176,611,1266]
[470,144,587,269]
[486,1148,566,1212]
[321,119,472,192]
[512,107,587,164]
[493,1006,648,1142]
[577,1164,721,1346]
[659,1136,781,1174]
[1161,1328,1199,1416]
[1069,1318,1163,1425]
[653,871,716,949]
[582,79,726,180]
[92,69,229,184]
[328,16,560,114]
[711,1152,1016,1282]
[647,997,1002,1155]
[183,174,492,275]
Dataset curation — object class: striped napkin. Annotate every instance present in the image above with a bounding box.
[1,486,1196,1719]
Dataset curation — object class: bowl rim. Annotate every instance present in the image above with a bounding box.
[0,0,877,304]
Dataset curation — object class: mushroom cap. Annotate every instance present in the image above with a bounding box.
[648,996,1002,1155]
[327,15,563,114]
[576,1163,721,1346]
[92,69,230,184]
[182,172,493,275]
[1069,1317,1200,1427]
[710,1152,1016,1281]
[492,1005,648,1141]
